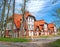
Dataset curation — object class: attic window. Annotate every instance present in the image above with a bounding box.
[51,27,54,28]
[36,26,39,31]
[40,25,43,26]
[28,15,31,16]
[20,19,22,21]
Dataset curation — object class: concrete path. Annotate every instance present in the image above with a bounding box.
[0,36,60,47]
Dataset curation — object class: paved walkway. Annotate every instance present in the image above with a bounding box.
[0,36,60,47]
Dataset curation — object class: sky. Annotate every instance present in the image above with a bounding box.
[15,0,60,24]
[0,0,60,27]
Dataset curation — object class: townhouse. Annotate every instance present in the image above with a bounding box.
[5,11,57,38]
[48,23,57,35]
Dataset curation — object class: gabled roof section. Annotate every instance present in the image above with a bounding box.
[34,20,45,26]
[48,23,55,28]
[25,11,36,20]
[34,20,45,31]
[8,11,36,28]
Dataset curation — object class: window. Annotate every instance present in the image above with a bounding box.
[51,27,54,28]
[28,24,30,30]
[29,17,30,20]
[31,17,32,22]
[28,17,30,22]
[44,24,47,29]
[28,24,33,30]
[32,25,34,29]
[32,19,34,22]
[20,19,22,21]
[30,18,31,22]
[40,25,43,26]
[36,26,39,31]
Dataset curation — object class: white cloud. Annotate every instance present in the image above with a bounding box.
[26,0,49,16]
[27,0,45,12]
[15,0,52,17]
[16,0,47,13]
[16,0,23,4]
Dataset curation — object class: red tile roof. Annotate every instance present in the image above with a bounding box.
[9,12,35,28]
[48,23,54,28]
[48,23,55,31]
[34,20,45,31]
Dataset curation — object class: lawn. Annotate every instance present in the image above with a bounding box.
[48,39,60,47]
[0,37,30,42]
[39,36,50,38]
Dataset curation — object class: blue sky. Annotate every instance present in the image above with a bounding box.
[15,0,60,24]
[0,0,60,27]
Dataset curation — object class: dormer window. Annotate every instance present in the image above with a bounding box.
[20,19,22,21]
[40,25,43,26]
[29,17,30,20]
[36,26,39,31]
[51,27,54,28]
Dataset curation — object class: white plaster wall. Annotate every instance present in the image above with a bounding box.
[54,26,57,35]
[6,22,16,30]
[54,26,57,32]
[44,24,47,30]
[29,31,33,36]
[28,17,34,30]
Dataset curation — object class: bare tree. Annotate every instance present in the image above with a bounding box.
[4,0,11,37]
[52,8,60,27]
[51,0,60,27]
[20,0,27,37]
[0,0,4,8]
[0,0,7,37]
[11,0,15,38]
[52,0,57,4]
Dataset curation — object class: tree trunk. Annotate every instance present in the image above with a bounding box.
[4,0,11,37]
[20,0,26,38]
[0,0,6,37]
[11,0,15,38]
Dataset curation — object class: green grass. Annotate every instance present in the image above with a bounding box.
[57,32,60,35]
[39,36,53,38]
[0,37,31,42]
[48,39,60,47]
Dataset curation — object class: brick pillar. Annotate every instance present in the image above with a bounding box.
[5,30,9,37]
[26,30,28,37]
[17,31,19,38]
[44,30,48,36]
